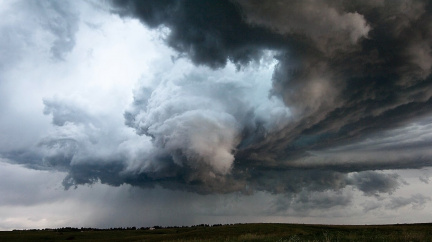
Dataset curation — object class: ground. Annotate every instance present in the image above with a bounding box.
[1,223,432,241]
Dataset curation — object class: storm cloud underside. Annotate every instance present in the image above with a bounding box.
[3,0,432,205]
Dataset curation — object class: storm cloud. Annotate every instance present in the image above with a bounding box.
[2,0,432,219]
[76,0,432,194]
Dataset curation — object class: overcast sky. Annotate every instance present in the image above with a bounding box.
[2,0,432,230]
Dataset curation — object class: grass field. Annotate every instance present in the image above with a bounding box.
[1,223,432,241]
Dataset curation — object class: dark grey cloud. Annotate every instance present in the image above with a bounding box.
[27,65,401,197]
[386,194,431,210]
[110,0,287,68]
[237,1,432,165]
[4,0,432,211]
[110,0,432,157]
[348,171,400,196]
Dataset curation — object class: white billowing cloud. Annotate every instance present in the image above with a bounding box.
[123,58,284,176]
[0,0,82,151]
[0,0,168,159]
[149,109,240,174]
[33,44,286,189]
[1,0,291,191]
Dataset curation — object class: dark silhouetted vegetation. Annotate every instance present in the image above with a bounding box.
[2,223,432,241]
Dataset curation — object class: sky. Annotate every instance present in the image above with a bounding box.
[1,0,432,230]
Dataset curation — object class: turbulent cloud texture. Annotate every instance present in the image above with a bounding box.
[3,0,432,207]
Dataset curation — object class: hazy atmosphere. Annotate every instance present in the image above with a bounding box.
[2,0,432,230]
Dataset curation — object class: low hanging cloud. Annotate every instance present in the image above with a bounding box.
[386,194,432,210]
[3,0,432,203]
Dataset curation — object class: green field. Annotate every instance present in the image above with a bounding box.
[1,223,432,241]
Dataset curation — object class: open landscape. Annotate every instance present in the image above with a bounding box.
[2,223,432,241]
[3,0,432,236]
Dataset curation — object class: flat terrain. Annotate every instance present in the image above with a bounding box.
[1,223,432,241]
